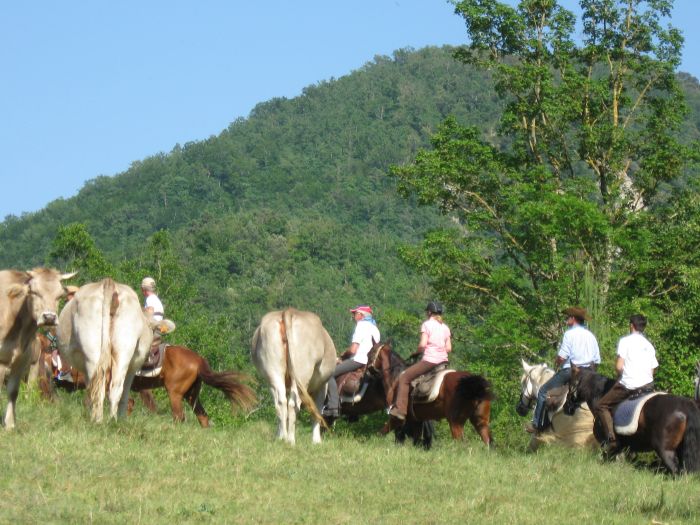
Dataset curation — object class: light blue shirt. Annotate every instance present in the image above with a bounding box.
[557,324,600,369]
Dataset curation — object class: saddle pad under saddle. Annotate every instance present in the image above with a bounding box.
[136,344,168,378]
[614,392,665,435]
[411,367,455,405]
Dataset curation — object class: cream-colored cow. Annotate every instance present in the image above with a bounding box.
[57,278,174,422]
[251,309,336,444]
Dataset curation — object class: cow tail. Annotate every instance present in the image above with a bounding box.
[282,309,328,429]
[681,403,700,473]
[87,278,118,420]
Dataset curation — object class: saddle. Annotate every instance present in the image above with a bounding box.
[410,363,454,405]
[613,390,664,435]
[137,343,168,377]
[544,385,568,412]
[337,367,369,404]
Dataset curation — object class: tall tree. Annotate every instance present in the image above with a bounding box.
[392,0,692,369]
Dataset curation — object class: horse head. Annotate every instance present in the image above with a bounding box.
[366,339,391,377]
[516,360,551,416]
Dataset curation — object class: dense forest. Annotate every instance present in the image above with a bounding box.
[3,37,700,432]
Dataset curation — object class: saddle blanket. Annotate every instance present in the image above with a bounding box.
[411,368,455,405]
[614,392,665,435]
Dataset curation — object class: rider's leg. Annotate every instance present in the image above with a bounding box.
[392,360,437,418]
[532,368,571,430]
[325,359,363,413]
[593,381,630,445]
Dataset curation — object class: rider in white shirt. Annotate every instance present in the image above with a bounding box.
[324,305,380,418]
[594,314,658,451]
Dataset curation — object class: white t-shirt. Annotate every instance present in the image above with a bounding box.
[617,332,658,389]
[350,319,380,365]
[144,294,164,321]
[557,324,600,369]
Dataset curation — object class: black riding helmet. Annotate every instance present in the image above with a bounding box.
[426,300,443,314]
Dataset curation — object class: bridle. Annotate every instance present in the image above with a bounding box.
[516,367,539,414]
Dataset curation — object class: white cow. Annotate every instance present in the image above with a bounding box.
[57,278,175,422]
[0,268,75,429]
[251,308,336,444]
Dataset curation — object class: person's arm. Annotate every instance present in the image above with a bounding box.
[445,335,452,354]
[340,342,359,360]
[615,356,624,377]
[555,355,566,367]
[410,332,429,359]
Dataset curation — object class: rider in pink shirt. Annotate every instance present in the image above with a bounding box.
[389,301,452,420]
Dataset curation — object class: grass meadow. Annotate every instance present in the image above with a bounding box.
[2,386,700,525]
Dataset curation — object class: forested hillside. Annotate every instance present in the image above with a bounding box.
[0,46,507,356]
[2,44,700,431]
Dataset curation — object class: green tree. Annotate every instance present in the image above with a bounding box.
[392,1,693,378]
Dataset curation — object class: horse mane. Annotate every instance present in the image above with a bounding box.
[577,368,615,405]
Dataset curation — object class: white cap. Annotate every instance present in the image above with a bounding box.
[141,277,156,291]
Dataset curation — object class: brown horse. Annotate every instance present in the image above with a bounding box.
[565,366,700,474]
[368,341,494,446]
[39,336,256,427]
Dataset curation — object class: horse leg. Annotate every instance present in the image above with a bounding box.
[185,378,210,428]
[166,387,186,423]
[140,390,157,413]
[449,421,465,440]
[469,400,493,447]
[654,411,687,475]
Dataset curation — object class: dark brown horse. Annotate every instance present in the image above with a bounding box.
[368,341,494,446]
[564,366,700,474]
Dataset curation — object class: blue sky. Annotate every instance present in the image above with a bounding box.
[2,1,699,219]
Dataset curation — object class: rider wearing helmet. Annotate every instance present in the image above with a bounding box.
[389,300,451,420]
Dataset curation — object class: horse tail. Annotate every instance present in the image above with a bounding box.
[456,374,494,402]
[87,278,118,421]
[198,358,257,412]
[680,403,700,473]
[281,309,328,429]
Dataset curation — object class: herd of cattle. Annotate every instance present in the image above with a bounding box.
[0,267,346,445]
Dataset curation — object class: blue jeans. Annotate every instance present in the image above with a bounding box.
[532,368,571,430]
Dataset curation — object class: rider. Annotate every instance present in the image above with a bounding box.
[527,306,600,433]
[323,305,380,418]
[388,300,451,421]
[140,277,165,368]
[594,314,658,452]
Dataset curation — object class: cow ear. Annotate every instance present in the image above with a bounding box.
[521,359,531,371]
[61,271,78,281]
[7,283,28,299]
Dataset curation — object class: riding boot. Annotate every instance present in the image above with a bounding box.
[598,410,617,447]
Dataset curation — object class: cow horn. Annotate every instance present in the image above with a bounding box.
[61,271,78,280]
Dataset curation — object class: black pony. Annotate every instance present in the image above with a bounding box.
[564,366,700,474]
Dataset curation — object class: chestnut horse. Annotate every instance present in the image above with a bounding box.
[368,341,493,446]
[565,366,700,474]
[130,345,256,427]
[39,336,256,427]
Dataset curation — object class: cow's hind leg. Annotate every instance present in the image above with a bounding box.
[286,385,300,445]
[269,377,288,442]
[310,388,326,444]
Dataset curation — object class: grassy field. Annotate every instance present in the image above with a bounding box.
[2,388,700,525]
